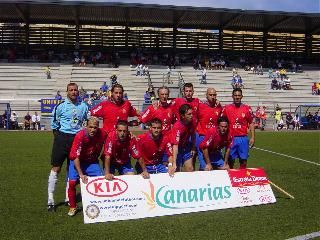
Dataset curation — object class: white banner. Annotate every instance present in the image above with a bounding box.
[80,168,276,224]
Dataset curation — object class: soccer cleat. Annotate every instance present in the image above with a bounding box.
[67,208,78,217]
[47,204,55,212]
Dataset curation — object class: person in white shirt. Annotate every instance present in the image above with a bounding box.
[10,111,18,130]
[293,114,300,130]
[32,111,41,130]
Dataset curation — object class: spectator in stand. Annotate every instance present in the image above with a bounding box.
[110,74,118,86]
[286,113,294,130]
[144,91,151,104]
[55,91,62,100]
[268,68,273,78]
[90,90,98,101]
[74,56,80,66]
[201,67,207,84]
[271,78,279,90]
[32,111,41,130]
[280,68,286,80]
[45,66,51,79]
[10,111,18,130]
[317,83,320,95]
[277,117,285,131]
[284,77,292,90]
[257,64,263,75]
[24,112,32,130]
[312,83,318,95]
[274,107,282,131]
[80,56,86,67]
[278,77,285,90]
[123,93,128,101]
[100,82,108,93]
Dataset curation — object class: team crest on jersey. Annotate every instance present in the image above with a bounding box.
[122,109,127,114]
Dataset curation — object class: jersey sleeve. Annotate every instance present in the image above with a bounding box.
[90,102,105,118]
[51,103,63,130]
[130,136,140,159]
[247,106,254,124]
[139,105,153,123]
[129,102,139,117]
[165,140,173,156]
[199,130,214,150]
[103,135,114,157]
[69,132,83,160]
[170,127,180,145]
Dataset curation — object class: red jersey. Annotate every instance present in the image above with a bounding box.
[171,97,200,122]
[90,99,139,133]
[103,130,139,165]
[136,132,173,165]
[197,100,222,135]
[199,127,231,155]
[69,128,106,163]
[139,102,174,134]
[221,103,253,137]
[170,120,196,147]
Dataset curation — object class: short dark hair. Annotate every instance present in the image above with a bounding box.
[157,86,170,96]
[150,118,162,126]
[116,120,128,128]
[183,83,193,90]
[66,82,78,91]
[232,88,242,95]
[179,104,192,116]
[111,84,124,93]
[218,116,229,125]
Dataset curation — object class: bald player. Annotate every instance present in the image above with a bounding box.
[196,88,222,170]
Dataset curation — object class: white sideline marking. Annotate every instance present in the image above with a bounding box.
[286,231,320,240]
[253,147,320,166]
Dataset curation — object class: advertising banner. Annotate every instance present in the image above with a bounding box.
[80,168,276,224]
[40,99,63,116]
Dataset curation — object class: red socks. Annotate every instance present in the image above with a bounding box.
[68,180,78,208]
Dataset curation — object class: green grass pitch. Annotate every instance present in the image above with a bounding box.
[0,131,319,240]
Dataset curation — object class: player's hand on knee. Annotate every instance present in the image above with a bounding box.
[141,171,150,179]
[105,173,114,181]
[205,163,213,171]
[80,175,88,184]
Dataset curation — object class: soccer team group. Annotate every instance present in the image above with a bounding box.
[47,82,255,216]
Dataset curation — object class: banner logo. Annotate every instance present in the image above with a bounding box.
[86,177,128,197]
[228,168,269,187]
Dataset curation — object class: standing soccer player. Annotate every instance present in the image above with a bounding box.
[222,88,255,169]
[47,83,88,212]
[170,104,197,172]
[200,117,231,170]
[104,120,146,180]
[67,117,106,216]
[90,84,140,134]
[136,118,174,176]
[196,88,222,170]
[171,83,200,123]
[140,86,174,135]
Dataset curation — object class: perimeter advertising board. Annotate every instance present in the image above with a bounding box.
[80,168,276,224]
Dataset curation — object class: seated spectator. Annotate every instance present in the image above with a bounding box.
[280,68,286,80]
[144,91,151,104]
[55,91,62,100]
[277,117,284,131]
[90,90,99,101]
[257,64,263,75]
[32,112,41,130]
[100,82,108,93]
[286,113,294,130]
[271,78,279,90]
[293,114,300,130]
[45,66,51,79]
[278,78,285,90]
[80,56,86,66]
[201,67,207,84]
[268,68,273,78]
[110,74,118,86]
[24,112,31,130]
[74,56,80,65]
[10,111,18,130]
[312,83,318,95]
[283,77,292,90]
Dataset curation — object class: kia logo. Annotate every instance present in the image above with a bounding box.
[237,187,250,195]
[86,177,128,197]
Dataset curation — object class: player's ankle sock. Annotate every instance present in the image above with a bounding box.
[48,170,58,205]
[240,163,247,169]
[68,180,77,208]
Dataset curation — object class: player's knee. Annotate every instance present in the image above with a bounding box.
[52,166,61,174]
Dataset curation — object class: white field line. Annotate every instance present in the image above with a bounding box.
[253,147,320,166]
[286,231,320,240]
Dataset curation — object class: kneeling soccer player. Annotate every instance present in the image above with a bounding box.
[67,117,106,216]
[136,118,175,177]
[200,117,231,170]
[104,120,143,180]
